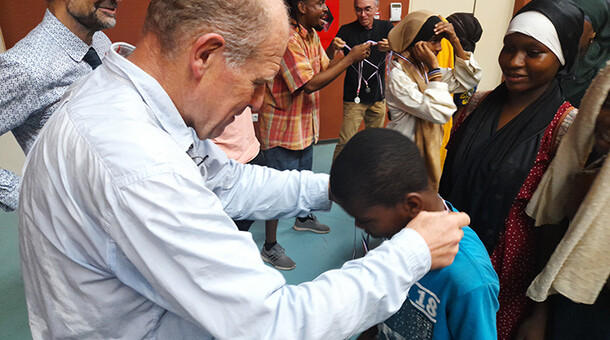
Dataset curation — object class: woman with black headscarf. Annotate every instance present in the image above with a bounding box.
[446,12,483,109]
[439,0,584,338]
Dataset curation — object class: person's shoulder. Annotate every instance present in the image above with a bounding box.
[62,75,190,179]
[339,20,360,31]
[0,32,55,85]
[377,20,395,30]
[1,22,48,65]
[440,227,498,292]
[425,202,498,293]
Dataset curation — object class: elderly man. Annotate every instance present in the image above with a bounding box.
[0,0,119,212]
[19,0,467,339]
[331,0,394,160]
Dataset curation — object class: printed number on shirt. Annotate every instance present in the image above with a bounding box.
[410,282,439,322]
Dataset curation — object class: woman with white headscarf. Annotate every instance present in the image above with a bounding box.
[439,0,584,338]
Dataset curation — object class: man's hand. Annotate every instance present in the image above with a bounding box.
[326,37,346,59]
[331,37,346,52]
[377,38,390,52]
[347,42,371,63]
[411,41,439,70]
[406,211,468,269]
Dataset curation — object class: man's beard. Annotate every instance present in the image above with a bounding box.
[68,1,117,32]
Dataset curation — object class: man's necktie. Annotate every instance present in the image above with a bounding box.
[83,47,102,70]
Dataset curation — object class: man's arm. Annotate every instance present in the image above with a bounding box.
[301,42,370,94]
[0,54,35,211]
[192,139,331,220]
[109,176,467,340]
[0,169,21,212]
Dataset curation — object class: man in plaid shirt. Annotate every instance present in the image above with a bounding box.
[257,0,370,269]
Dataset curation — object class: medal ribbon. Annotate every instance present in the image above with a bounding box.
[385,51,428,84]
[344,41,386,101]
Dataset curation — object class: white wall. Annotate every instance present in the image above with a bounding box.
[408,0,515,91]
[0,28,27,176]
[0,133,25,176]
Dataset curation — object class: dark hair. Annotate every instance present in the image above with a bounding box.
[330,128,428,209]
[284,0,301,24]
[446,12,482,53]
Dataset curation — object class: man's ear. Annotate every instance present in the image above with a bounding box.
[403,193,424,219]
[297,0,307,16]
[190,33,225,80]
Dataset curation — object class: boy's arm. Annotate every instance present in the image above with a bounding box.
[447,283,499,339]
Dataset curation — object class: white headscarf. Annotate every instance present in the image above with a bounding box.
[506,10,565,65]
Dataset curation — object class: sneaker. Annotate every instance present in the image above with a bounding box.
[261,243,296,270]
[293,213,330,234]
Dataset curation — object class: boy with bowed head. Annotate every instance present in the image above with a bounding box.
[330,128,499,340]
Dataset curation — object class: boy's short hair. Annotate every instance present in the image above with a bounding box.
[330,128,428,209]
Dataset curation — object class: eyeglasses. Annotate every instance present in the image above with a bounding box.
[355,7,374,14]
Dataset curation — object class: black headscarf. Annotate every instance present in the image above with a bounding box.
[446,13,482,53]
[408,16,442,48]
[439,0,583,252]
[516,0,584,79]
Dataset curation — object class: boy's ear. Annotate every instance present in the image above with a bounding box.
[403,193,424,219]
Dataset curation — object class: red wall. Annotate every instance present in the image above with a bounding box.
[0,0,408,140]
[319,0,409,140]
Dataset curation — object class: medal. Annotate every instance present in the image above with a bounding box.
[345,41,386,103]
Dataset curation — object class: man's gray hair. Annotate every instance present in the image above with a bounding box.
[354,0,380,7]
[144,0,287,68]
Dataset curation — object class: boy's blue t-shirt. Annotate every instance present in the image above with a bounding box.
[378,203,500,340]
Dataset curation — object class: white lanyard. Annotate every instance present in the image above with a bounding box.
[344,40,384,104]
[386,51,428,84]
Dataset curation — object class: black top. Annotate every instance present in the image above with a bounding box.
[439,81,565,252]
[336,20,394,104]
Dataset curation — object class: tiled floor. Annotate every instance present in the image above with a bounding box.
[0,142,373,339]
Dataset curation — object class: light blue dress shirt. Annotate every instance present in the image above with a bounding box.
[19,42,432,339]
[0,10,111,211]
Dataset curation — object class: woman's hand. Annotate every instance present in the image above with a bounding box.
[434,21,458,43]
[411,41,440,70]
[434,21,470,60]
[515,302,548,340]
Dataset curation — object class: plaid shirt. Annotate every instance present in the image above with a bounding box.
[258,22,330,150]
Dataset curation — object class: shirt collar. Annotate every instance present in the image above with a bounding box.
[290,19,314,40]
[40,9,106,63]
[104,42,194,152]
